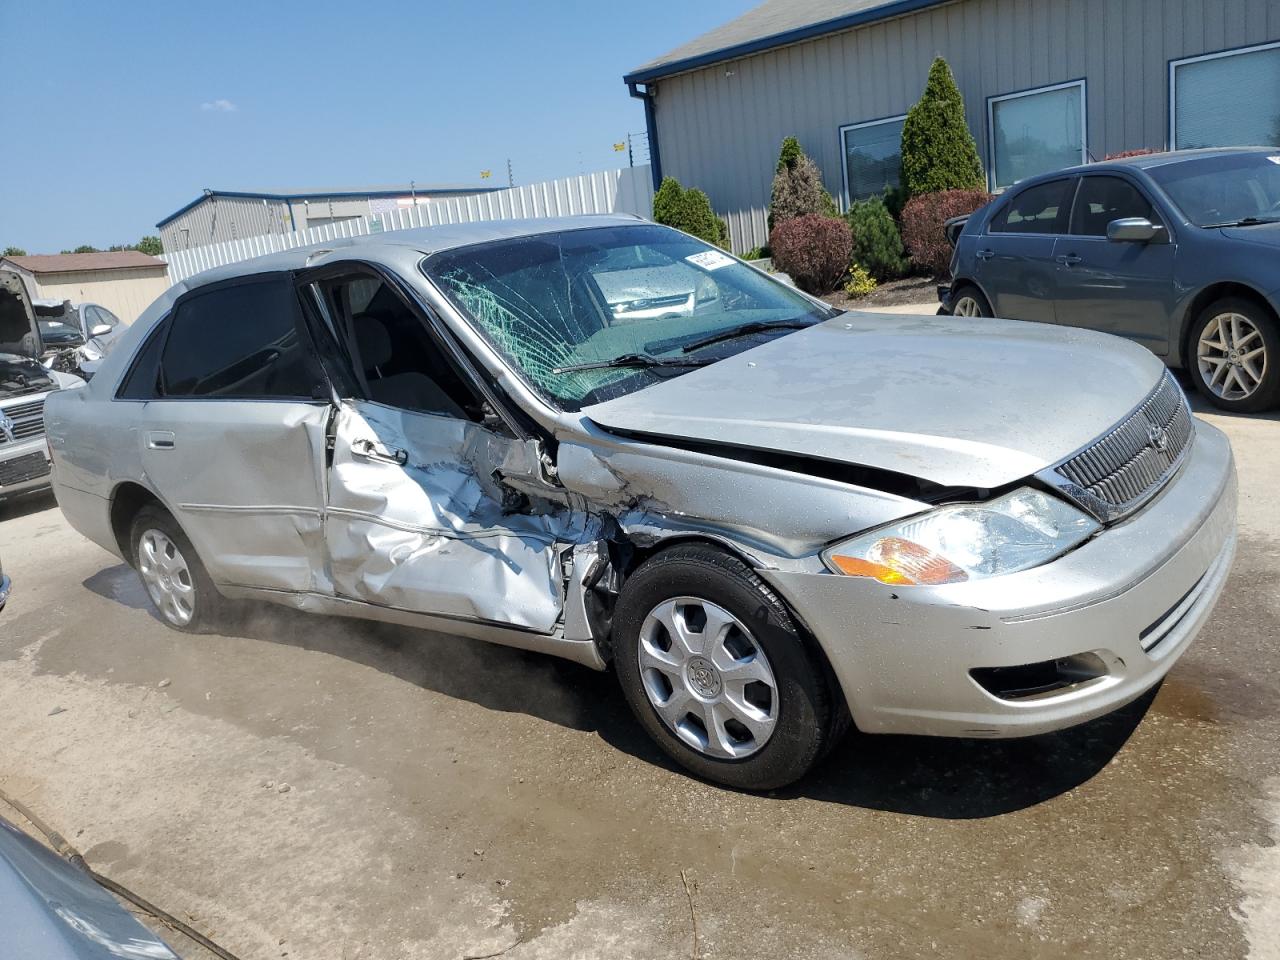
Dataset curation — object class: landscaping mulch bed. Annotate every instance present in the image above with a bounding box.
[821,274,941,310]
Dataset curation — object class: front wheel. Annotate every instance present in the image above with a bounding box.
[612,545,839,790]
[1191,297,1280,412]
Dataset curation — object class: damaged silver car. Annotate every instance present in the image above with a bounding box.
[45,217,1237,789]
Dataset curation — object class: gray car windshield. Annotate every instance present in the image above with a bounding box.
[1147,152,1280,227]
[424,224,836,410]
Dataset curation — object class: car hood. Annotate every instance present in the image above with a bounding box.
[0,353,56,399]
[1219,220,1280,249]
[581,313,1166,489]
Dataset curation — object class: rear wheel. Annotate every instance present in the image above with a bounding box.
[950,284,991,318]
[613,545,839,790]
[1191,297,1280,412]
[130,505,230,633]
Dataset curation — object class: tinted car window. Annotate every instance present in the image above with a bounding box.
[1071,176,1157,235]
[117,320,169,399]
[158,278,320,399]
[990,179,1074,234]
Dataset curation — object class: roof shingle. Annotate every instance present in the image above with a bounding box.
[3,251,168,274]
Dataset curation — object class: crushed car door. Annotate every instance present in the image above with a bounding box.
[301,266,596,634]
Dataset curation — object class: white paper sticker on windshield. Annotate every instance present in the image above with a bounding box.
[1268,155,1280,165]
[686,250,735,271]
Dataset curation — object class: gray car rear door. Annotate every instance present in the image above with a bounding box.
[1051,174,1177,354]
[973,178,1075,322]
[135,275,332,593]
[301,265,598,634]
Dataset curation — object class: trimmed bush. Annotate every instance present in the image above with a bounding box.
[769,137,839,230]
[844,264,877,298]
[652,176,722,245]
[1103,148,1158,160]
[845,196,907,280]
[901,58,985,195]
[769,214,852,295]
[900,189,993,277]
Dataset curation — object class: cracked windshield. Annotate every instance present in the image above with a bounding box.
[425,224,836,410]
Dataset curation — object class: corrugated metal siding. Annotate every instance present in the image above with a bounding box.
[651,0,1280,251]
[159,196,292,251]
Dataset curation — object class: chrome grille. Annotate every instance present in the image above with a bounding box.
[0,397,46,445]
[1050,372,1193,521]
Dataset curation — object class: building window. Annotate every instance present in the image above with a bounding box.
[987,80,1086,190]
[1171,41,1280,150]
[839,115,906,207]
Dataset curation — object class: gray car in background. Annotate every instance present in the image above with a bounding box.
[46,217,1236,789]
[941,147,1280,412]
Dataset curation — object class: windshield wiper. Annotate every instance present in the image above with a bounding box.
[552,352,713,374]
[681,319,818,354]
[1202,216,1280,228]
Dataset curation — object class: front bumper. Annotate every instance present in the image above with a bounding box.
[764,420,1237,738]
[0,437,53,499]
[936,282,954,314]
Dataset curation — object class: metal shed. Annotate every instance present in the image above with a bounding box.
[0,251,170,324]
[625,0,1280,252]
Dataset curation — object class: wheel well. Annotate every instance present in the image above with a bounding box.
[1178,283,1279,366]
[109,482,164,564]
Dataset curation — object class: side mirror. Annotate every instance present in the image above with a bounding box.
[1107,217,1163,243]
[90,323,112,337]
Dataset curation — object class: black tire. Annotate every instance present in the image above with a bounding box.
[1188,297,1280,412]
[949,283,992,318]
[612,545,838,790]
[129,504,231,633]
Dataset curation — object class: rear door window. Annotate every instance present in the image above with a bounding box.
[1070,176,1159,236]
[158,276,321,399]
[990,179,1075,234]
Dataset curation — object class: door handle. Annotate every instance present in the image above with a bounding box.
[146,431,175,450]
[1056,253,1082,266]
[352,438,408,466]
[976,249,995,261]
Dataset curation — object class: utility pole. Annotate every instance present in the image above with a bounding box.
[506,158,514,188]
[627,132,634,168]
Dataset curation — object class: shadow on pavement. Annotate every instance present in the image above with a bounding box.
[0,489,58,523]
[83,560,1147,818]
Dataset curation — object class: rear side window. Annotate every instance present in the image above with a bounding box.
[158,277,320,399]
[1070,176,1158,236]
[990,179,1074,234]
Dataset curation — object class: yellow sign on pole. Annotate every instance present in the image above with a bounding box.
[613,142,626,152]
[480,170,492,179]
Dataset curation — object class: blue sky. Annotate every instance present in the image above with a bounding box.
[1,0,754,254]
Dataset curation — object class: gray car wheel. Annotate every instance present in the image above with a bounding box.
[130,504,231,633]
[950,284,991,318]
[613,545,841,790]
[1191,297,1280,412]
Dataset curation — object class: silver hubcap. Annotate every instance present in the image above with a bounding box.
[953,295,982,317]
[1198,312,1267,401]
[637,597,778,759]
[137,529,195,627]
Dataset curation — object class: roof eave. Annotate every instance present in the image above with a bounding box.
[623,0,952,84]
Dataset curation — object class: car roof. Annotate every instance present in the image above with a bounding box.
[179,214,648,291]
[1002,146,1279,191]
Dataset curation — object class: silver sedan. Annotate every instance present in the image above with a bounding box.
[44,216,1236,789]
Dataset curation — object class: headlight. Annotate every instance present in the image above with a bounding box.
[822,487,1100,585]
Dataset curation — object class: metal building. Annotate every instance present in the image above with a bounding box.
[0,251,170,323]
[156,183,501,252]
[624,0,1280,251]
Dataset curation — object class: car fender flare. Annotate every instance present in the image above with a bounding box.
[1174,281,1280,367]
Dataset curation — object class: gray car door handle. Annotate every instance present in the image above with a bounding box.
[352,438,408,466]
[976,249,995,260]
[145,431,175,450]
[1056,253,1082,266]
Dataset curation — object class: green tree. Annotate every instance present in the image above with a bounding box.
[769,137,838,231]
[2,246,25,257]
[134,235,162,256]
[70,244,100,254]
[845,196,907,280]
[900,57,985,195]
[652,176,723,246]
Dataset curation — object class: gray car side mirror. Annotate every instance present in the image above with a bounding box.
[1107,217,1164,243]
[90,323,112,337]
